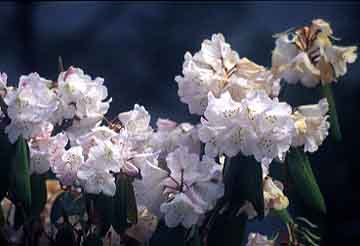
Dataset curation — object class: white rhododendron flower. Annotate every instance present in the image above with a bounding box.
[227,57,281,102]
[75,125,156,195]
[47,104,156,195]
[199,91,249,158]
[118,104,153,148]
[199,90,295,170]
[272,19,357,87]
[86,138,121,173]
[160,192,204,228]
[133,159,169,217]
[47,132,69,167]
[75,126,118,157]
[53,146,84,186]
[263,176,289,214]
[162,147,223,209]
[0,19,355,242]
[65,117,104,144]
[175,33,281,115]
[246,233,275,246]
[0,72,7,90]
[28,124,69,175]
[55,66,111,140]
[292,98,330,152]
[29,149,51,175]
[5,73,58,143]
[237,177,288,218]
[135,146,224,228]
[175,33,240,115]
[149,118,201,163]
[240,91,295,168]
[159,147,224,228]
[77,166,116,196]
[28,121,54,174]
[324,45,357,78]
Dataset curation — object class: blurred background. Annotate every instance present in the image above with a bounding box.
[0,2,359,245]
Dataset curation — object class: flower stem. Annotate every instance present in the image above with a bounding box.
[273,208,294,225]
[321,84,342,141]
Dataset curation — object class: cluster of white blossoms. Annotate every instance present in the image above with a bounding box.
[172,29,339,233]
[0,67,224,229]
[199,91,295,173]
[134,144,223,228]
[272,19,357,86]
[175,33,280,115]
[292,98,330,153]
[149,118,201,164]
[5,73,59,143]
[0,67,113,179]
[0,18,355,241]
[199,90,330,175]
[55,67,112,142]
[175,31,335,178]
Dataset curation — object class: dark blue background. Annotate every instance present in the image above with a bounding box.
[0,2,359,245]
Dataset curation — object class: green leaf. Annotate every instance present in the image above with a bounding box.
[272,208,294,224]
[83,234,103,246]
[30,174,47,217]
[126,177,138,225]
[112,174,138,235]
[14,205,26,230]
[287,148,326,214]
[10,136,32,212]
[321,84,342,141]
[223,155,264,218]
[86,193,114,237]
[55,222,76,246]
[0,204,4,227]
[0,130,15,201]
[50,191,86,227]
[207,205,247,246]
[149,220,186,246]
[187,225,201,246]
[0,229,7,246]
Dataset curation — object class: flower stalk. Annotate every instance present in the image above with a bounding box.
[321,84,342,141]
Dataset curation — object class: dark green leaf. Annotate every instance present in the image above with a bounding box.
[10,136,31,212]
[83,234,103,246]
[86,193,114,237]
[55,222,76,246]
[287,148,326,213]
[207,205,247,246]
[126,177,138,225]
[0,130,15,201]
[0,229,7,246]
[112,174,138,235]
[187,225,201,246]
[14,205,26,230]
[113,175,128,235]
[50,191,86,227]
[272,208,293,224]
[30,174,47,217]
[223,155,264,218]
[149,220,186,246]
[321,84,342,141]
[0,204,4,227]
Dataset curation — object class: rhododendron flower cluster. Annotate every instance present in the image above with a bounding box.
[0,18,356,246]
[272,19,357,87]
[175,34,280,115]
